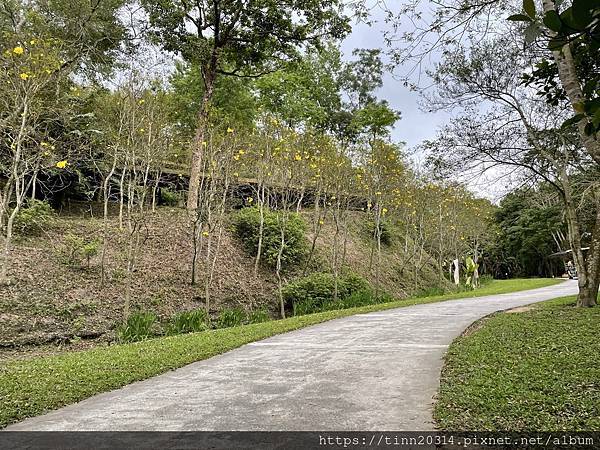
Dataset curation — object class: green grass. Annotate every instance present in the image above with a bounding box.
[435,295,600,431]
[0,278,560,428]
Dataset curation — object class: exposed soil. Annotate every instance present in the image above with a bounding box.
[0,204,444,358]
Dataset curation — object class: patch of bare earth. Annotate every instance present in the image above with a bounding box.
[1,206,444,360]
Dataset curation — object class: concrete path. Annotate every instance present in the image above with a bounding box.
[7,280,577,431]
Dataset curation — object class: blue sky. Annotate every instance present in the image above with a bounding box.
[340,11,452,161]
[340,11,508,201]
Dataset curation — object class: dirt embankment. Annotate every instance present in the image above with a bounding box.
[0,205,443,358]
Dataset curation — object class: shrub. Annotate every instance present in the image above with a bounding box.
[161,188,181,207]
[479,274,493,286]
[216,307,245,328]
[343,290,392,308]
[117,311,157,343]
[416,286,446,298]
[13,199,55,235]
[247,308,270,324]
[59,234,100,268]
[166,309,209,335]
[283,272,375,316]
[232,207,307,269]
[365,219,395,246]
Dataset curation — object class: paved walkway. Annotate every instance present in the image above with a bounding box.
[8,280,577,431]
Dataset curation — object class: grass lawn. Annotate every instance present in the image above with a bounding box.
[435,295,600,431]
[0,277,560,428]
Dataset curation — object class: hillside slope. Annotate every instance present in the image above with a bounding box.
[0,204,446,354]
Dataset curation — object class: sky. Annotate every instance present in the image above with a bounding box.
[340,9,453,161]
[340,9,508,202]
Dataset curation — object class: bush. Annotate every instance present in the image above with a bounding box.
[232,207,307,269]
[117,311,157,343]
[161,188,181,207]
[283,272,375,316]
[59,234,100,268]
[13,199,55,235]
[415,286,446,298]
[216,307,245,328]
[247,308,270,324]
[365,219,395,246]
[166,309,209,335]
[479,274,493,286]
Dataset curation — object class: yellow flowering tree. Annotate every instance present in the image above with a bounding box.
[0,35,65,284]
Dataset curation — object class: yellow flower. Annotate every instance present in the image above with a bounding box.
[29,39,36,45]
[13,46,24,55]
[375,191,382,196]
[238,150,245,155]
[56,160,67,169]
[202,231,209,237]
[41,142,49,147]
[233,155,240,161]
[202,141,207,147]
[20,73,29,80]
[294,154,302,161]
[43,151,49,156]
[382,208,388,214]
[233,172,239,177]
[227,127,234,133]
[247,197,253,203]
[138,99,145,104]
[318,219,324,225]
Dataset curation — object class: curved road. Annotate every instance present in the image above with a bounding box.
[8,280,577,431]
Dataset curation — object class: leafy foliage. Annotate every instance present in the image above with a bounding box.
[160,188,182,207]
[247,309,270,324]
[59,234,100,269]
[365,219,395,246]
[116,311,158,343]
[232,207,307,269]
[166,309,209,335]
[13,200,55,236]
[216,307,245,329]
[482,188,566,278]
[282,272,373,315]
[509,0,600,136]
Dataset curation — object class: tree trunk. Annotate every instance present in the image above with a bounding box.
[187,67,217,211]
[559,167,598,306]
[101,154,117,287]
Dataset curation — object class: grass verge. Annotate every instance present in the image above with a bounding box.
[0,277,560,428]
[434,295,600,431]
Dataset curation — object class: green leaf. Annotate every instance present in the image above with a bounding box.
[572,0,593,29]
[524,23,541,44]
[561,114,584,129]
[543,11,562,32]
[508,14,533,22]
[524,0,536,19]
